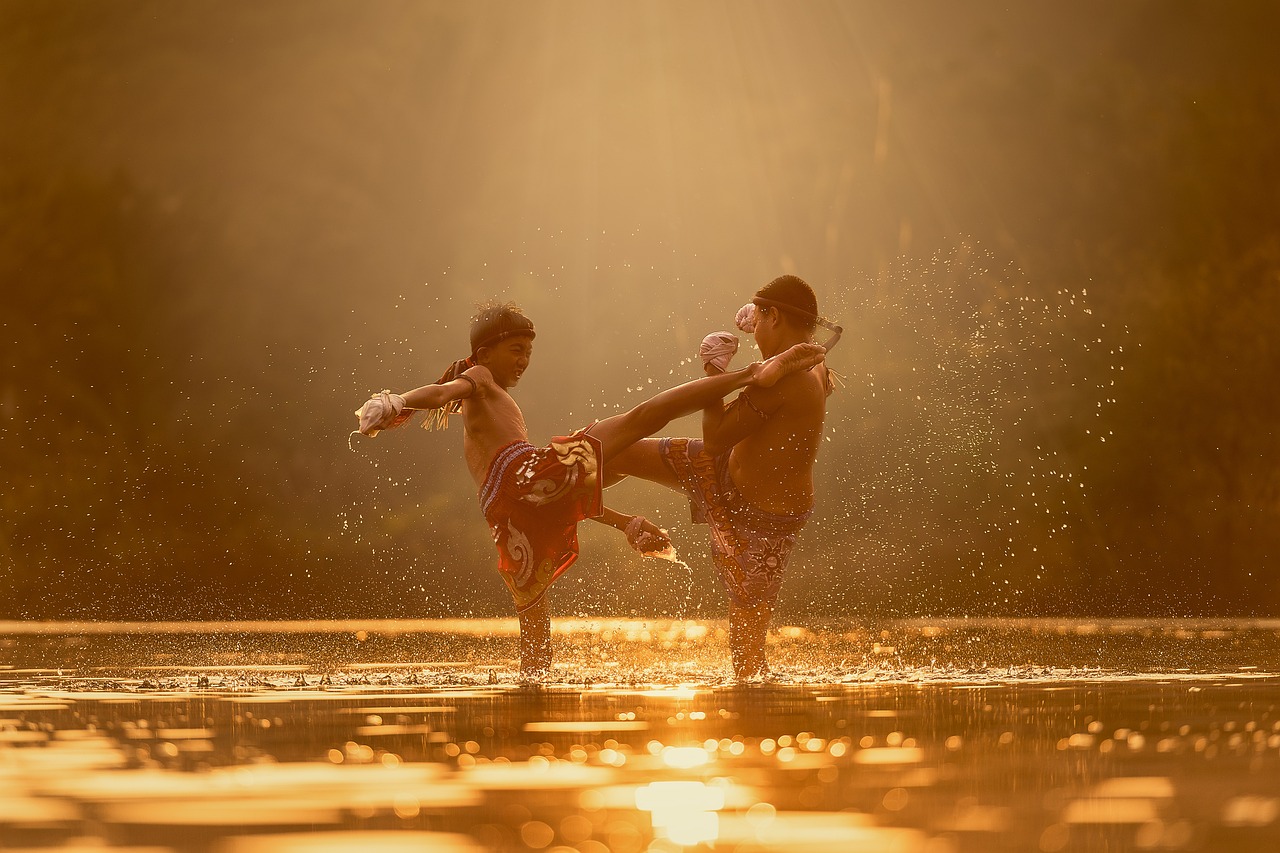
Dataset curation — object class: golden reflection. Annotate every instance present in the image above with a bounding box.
[853,746,924,765]
[717,811,929,851]
[635,686,702,700]
[6,621,1280,850]
[660,745,710,769]
[635,780,725,846]
[523,720,649,733]
[223,830,483,852]
[458,759,616,790]
[1222,795,1280,827]
[1061,797,1159,824]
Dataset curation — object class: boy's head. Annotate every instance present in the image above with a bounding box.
[470,301,536,388]
[752,275,819,333]
[470,301,536,355]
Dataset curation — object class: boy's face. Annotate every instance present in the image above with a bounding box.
[751,304,782,352]
[480,335,534,389]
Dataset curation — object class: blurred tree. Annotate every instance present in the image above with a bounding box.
[0,174,315,618]
[4,1,1279,620]
[1,172,201,615]
[1082,6,1280,613]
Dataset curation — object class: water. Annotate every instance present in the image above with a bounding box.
[3,618,1279,852]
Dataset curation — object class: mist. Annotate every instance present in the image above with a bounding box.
[3,1,1278,621]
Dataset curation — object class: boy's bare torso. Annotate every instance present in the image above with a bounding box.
[459,366,529,487]
[726,363,829,515]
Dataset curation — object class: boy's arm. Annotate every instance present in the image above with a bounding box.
[355,367,490,438]
[355,366,490,437]
[701,381,785,456]
[399,377,475,410]
[400,366,489,409]
[592,507,672,554]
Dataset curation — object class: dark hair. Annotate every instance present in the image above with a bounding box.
[753,275,819,332]
[469,301,536,354]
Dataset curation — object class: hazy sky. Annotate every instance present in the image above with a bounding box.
[3,1,1129,428]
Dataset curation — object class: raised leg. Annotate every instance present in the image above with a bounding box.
[602,439,679,489]
[589,343,823,463]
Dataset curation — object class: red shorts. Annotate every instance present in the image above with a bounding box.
[479,429,603,612]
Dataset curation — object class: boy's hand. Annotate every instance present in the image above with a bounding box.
[626,515,673,556]
[354,391,409,436]
[699,331,739,375]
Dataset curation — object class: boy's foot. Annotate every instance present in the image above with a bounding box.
[733,663,773,683]
[752,343,826,387]
[518,668,550,685]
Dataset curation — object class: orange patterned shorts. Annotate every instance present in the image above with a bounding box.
[479,430,603,613]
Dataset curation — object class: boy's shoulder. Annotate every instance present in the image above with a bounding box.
[463,364,496,387]
[461,365,511,402]
[751,364,827,409]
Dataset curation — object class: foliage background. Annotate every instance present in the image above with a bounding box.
[2,1,1277,620]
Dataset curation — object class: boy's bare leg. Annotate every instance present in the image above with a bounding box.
[591,342,823,463]
[729,600,773,680]
[518,597,552,679]
[602,439,678,488]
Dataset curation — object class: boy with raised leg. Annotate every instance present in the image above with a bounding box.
[354,302,824,678]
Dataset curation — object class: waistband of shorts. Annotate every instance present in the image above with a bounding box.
[479,440,537,514]
[734,501,812,535]
[662,437,812,533]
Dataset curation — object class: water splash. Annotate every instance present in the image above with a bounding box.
[819,246,1119,616]
[643,544,696,618]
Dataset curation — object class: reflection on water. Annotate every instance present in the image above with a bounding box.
[2,618,1280,852]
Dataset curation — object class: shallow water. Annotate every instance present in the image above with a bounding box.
[3,618,1279,852]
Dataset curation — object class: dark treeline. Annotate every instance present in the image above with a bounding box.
[2,1,1277,620]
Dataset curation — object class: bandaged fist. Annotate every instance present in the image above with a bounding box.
[625,515,673,557]
[699,331,739,375]
[354,390,409,436]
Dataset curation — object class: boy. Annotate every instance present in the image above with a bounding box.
[354,301,824,677]
[605,276,836,679]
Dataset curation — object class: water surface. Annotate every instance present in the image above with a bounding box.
[3,618,1278,852]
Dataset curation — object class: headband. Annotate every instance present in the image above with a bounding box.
[746,298,840,333]
[738,300,843,353]
[753,295,813,319]
[470,313,536,354]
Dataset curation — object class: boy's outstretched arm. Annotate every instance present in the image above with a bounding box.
[354,367,486,437]
[399,371,481,410]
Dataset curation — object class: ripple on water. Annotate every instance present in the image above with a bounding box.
[3,619,1280,850]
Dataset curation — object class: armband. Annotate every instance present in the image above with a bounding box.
[736,390,770,421]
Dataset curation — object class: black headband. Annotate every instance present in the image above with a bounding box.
[752,297,839,332]
[472,328,536,353]
[470,314,536,354]
[752,295,813,321]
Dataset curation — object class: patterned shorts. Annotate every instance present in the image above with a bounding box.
[659,438,810,607]
[480,429,603,612]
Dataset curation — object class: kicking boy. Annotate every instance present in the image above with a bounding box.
[354,301,824,678]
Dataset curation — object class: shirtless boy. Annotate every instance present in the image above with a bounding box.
[354,301,824,678]
[605,275,835,679]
